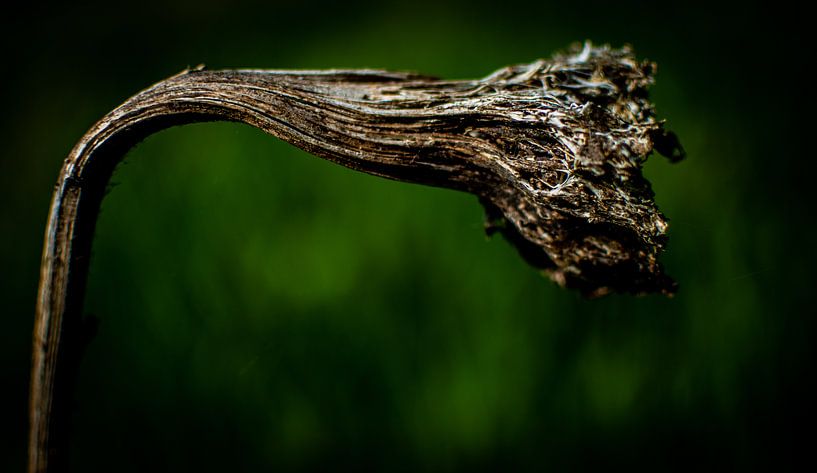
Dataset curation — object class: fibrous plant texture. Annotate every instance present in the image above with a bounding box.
[30,41,681,473]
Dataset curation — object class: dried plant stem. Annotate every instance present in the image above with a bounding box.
[29,43,681,472]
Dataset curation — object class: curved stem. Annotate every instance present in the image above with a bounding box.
[30,44,681,473]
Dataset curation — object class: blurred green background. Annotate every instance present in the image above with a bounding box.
[1,0,813,471]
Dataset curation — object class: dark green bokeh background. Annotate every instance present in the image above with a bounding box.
[2,1,813,471]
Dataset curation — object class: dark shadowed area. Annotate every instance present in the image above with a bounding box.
[1,0,812,471]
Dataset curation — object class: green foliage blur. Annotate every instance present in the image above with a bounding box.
[1,1,812,471]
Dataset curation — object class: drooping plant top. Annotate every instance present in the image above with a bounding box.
[423,42,686,296]
[53,42,684,298]
[188,42,682,296]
